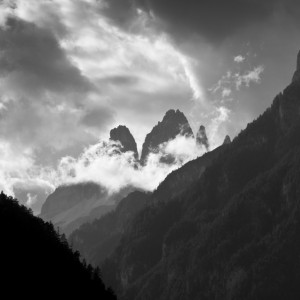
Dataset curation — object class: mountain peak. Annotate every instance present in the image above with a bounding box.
[196,125,209,150]
[140,109,194,164]
[163,109,183,121]
[292,50,300,83]
[110,125,138,159]
[223,135,231,145]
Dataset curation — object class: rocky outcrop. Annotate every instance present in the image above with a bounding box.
[196,125,209,150]
[140,109,194,165]
[223,135,231,145]
[110,125,138,160]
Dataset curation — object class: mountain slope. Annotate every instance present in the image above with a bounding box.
[41,182,133,235]
[0,192,116,298]
[99,51,300,299]
[70,191,151,266]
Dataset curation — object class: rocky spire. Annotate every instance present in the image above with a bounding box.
[110,125,138,159]
[292,50,300,83]
[196,125,209,151]
[223,135,231,145]
[140,109,194,165]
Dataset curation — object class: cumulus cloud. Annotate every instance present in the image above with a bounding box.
[45,135,206,195]
[0,140,54,211]
[234,55,246,63]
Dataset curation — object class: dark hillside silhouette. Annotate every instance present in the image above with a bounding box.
[0,192,116,298]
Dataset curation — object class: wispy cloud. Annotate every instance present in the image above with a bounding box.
[235,65,264,90]
[210,65,265,99]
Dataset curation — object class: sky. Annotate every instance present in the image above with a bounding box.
[0,0,300,212]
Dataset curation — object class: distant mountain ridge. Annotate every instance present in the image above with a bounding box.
[40,183,134,236]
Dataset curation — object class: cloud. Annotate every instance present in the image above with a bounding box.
[234,55,246,63]
[44,134,207,195]
[80,106,115,129]
[0,13,113,154]
[0,0,298,216]
[0,130,208,214]
[235,66,265,90]
[100,0,300,45]
[210,65,265,100]
[0,0,205,151]
[207,106,231,149]
[0,140,54,211]
[0,17,92,99]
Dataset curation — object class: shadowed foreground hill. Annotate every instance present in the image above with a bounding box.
[0,192,116,298]
[99,51,300,299]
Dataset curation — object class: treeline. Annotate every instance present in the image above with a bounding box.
[0,192,116,298]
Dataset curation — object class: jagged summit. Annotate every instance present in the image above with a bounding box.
[161,109,194,136]
[223,135,231,145]
[292,50,300,83]
[110,125,138,159]
[140,109,194,165]
[196,125,209,150]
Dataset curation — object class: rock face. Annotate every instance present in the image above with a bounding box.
[110,125,138,160]
[223,135,231,145]
[140,109,194,165]
[196,125,209,150]
[292,50,300,83]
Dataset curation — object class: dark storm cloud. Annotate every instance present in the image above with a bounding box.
[0,17,92,97]
[100,0,137,27]
[80,107,115,129]
[102,0,300,43]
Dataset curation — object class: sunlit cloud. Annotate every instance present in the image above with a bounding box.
[43,135,206,195]
[234,55,246,63]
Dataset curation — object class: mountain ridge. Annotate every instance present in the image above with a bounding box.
[96,50,300,299]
